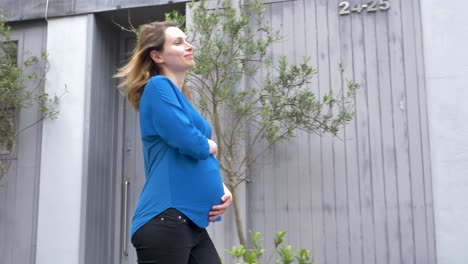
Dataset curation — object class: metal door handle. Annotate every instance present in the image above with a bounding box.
[123,180,130,256]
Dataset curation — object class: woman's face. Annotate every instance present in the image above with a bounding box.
[153,26,194,74]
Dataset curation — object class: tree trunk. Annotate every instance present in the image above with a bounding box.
[229,184,247,247]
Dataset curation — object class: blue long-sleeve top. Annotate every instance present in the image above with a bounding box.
[130,75,225,238]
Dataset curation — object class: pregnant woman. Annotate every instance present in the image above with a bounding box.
[115,21,232,264]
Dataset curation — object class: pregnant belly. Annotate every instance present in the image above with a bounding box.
[171,156,225,207]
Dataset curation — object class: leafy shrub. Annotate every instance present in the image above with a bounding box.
[226,231,314,264]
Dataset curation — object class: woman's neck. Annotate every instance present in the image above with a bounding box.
[162,71,185,91]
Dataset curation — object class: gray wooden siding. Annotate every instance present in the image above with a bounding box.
[0,0,187,22]
[246,1,436,264]
[81,15,121,264]
[0,21,47,264]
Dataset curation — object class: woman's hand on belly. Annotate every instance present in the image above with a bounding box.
[208,184,232,222]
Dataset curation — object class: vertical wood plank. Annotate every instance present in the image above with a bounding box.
[259,2,279,252]
[399,1,428,264]
[338,3,364,264]
[361,6,388,264]
[350,7,377,264]
[315,0,336,263]
[308,0,327,262]
[374,6,402,264]
[327,1,352,263]
[283,0,302,247]
[303,0,326,262]
[388,0,416,263]
[412,1,436,263]
[270,1,289,238]
[317,1,339,263]
[293,0,315,251]
[245,0,268,252]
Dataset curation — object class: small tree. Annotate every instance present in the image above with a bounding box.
[170,0,359,247]
[0,14,61,178]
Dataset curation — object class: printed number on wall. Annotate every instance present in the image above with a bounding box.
[339,0,390,15]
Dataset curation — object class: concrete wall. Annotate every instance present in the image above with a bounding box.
[35,14,92,264]
[421,0,468,263]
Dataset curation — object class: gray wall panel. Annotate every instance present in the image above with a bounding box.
[247,1,435,264]
[0,21,47,264]
[82,15,120,264]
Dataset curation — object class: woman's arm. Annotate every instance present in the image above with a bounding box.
[142,77,211,159]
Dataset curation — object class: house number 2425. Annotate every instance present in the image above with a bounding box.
[339,0,391,15]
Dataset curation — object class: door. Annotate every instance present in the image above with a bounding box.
[118,32,145,264]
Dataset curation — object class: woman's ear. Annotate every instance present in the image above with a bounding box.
[150,50,164,64]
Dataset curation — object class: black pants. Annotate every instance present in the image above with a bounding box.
[131,208,222,264]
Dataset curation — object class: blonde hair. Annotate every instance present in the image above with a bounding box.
[114,21,190,111]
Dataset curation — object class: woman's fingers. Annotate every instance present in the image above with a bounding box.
[208,193,232,221]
